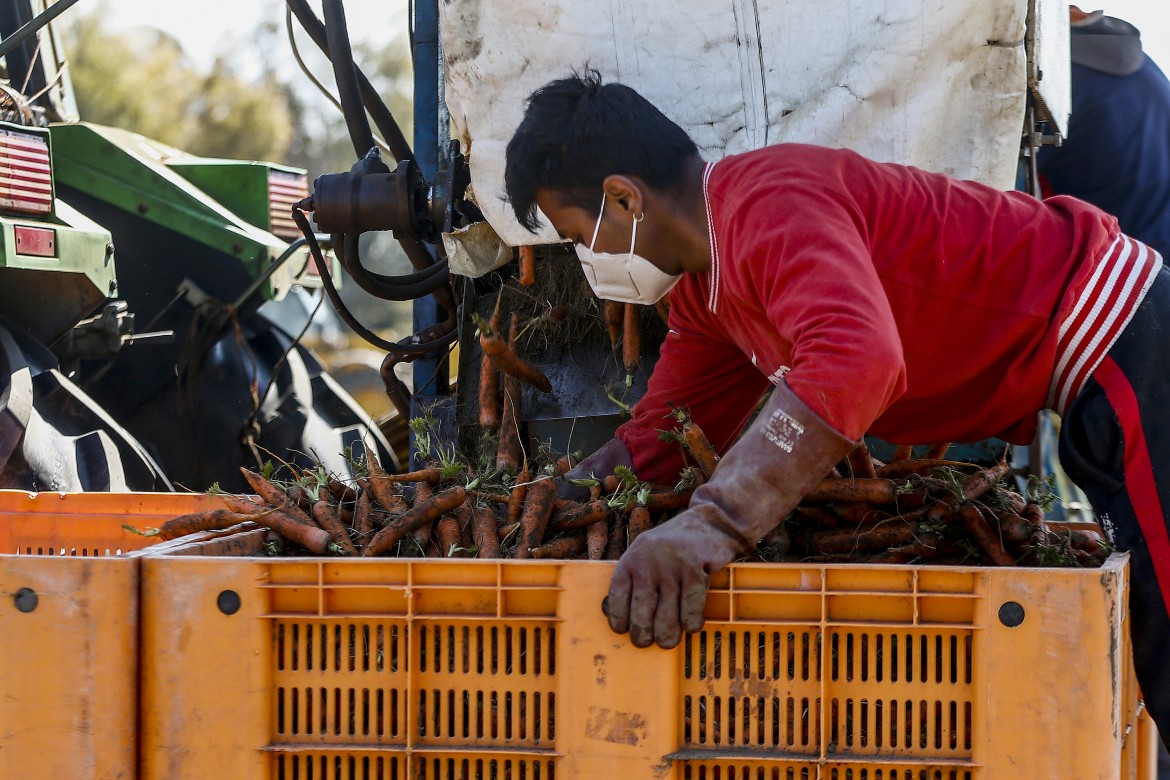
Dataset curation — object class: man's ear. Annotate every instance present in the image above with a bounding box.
[602,175,646,219]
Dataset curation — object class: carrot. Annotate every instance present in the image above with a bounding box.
[472,505,502,558]
[287,484,314,514]
[586,520,608,560]
[352,488,374,543]
[958,503,1015,565]
[644,489,694,512]
[497,521,520,542]
[479,355,501,428]
[604,300,623,350]
[496,371,522,475]
[312,493,358,556]
[926,461,1010,524]
[874,459,975,479]
[681,420,719,480]
[846,443,877,479]
[362,486,468,557]
[865,533,951,564]
[548,499,610,533]
[240,469,316,526]
[367,473,409,514]
[605,516,627,559]
[519,245,536,286]
[327,478,357,504]
[622,303,640,385]
[530,535,587,559]
[925,443,952,459]
[480,313,552,393]
[807,521,917,554]
[791,505,841,528]
[370,467,441,485]
[217,494,271,514]
[602,475,621,494]
[804,478,897,504]
[554,453,577,477]
[469,489,511,504]
[985,506,1036,543]
[628,506,653,544]
[508,459,530,525]
[158,509,254,540]
[891,445,914,464]
[409,482,437,554]
[513,476,557,559]
[435,501,468,557]
[248,506,336,554]
[829,502,891,525]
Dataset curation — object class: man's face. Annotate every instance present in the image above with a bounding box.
[534,188,628,253]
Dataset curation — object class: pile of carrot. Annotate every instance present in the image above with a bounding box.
[144,415,1108,568]
[764,441,1110,567]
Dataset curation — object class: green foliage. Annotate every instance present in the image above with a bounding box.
[56,4,414,179]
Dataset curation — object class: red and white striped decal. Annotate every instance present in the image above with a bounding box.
[268,171,309,241]
[702,161,722,314]
[1048,234,1163,414]
[0,129,51,216]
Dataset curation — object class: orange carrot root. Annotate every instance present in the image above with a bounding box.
[362,486,468,557]
[519,245,536,286]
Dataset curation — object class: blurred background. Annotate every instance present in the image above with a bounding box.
[51,0,1170,419]
[56,0,423,419]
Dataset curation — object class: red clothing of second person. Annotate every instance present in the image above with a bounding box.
[616,143,1150,485]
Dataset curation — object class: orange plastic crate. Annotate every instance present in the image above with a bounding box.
[0,489,219,780]
[139,528,1155,780]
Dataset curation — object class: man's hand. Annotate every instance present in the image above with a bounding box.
[601,381,857,649]
[558,437,633,501]
[602,510,742,648]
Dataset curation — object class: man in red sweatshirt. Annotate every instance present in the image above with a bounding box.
[505,71,1170,739]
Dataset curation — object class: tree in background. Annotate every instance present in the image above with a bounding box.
[57,4,420,339]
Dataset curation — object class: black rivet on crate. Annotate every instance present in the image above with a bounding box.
[14,588,38,613]
[998,601,1025,627]
[217,590,241,615]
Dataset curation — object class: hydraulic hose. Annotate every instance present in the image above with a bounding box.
[322,0,375,159]
[332,232,451,301]
[293,207,456,356]
[285,0,412,163]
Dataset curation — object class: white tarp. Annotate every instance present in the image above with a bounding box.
[441,0,1028,252]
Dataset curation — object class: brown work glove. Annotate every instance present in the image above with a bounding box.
[557,437,633,501]
[603,381,856,648]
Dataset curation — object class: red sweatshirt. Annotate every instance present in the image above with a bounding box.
[616,144,1163,484]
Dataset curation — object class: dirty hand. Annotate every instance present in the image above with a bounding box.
[602,509,742,649]
[603,381,857,649]
[557,437,632,501]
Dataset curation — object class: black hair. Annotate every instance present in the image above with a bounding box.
[504,69,699,232]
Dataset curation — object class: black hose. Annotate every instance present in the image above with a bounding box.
[285,0,412,163]
[293,207,456,356]
[332,232,451,301]
[322,0,376,158]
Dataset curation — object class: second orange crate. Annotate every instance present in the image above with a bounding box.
[139,525,1155,779]
[0,489,219,780]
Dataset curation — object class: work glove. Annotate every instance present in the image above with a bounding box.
[603,381,856,648]
[557,436,633,501]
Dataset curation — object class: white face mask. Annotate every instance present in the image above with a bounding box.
[575,195,682,304]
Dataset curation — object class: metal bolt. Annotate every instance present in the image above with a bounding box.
[217,589,241,615]
[998,601,1025,628]
[14,587,38,613]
